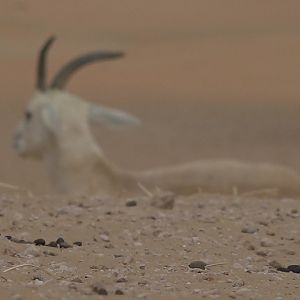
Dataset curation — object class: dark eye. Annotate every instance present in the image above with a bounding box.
[25,111,33,121]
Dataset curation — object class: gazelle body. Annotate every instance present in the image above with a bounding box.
[13,37,300,197]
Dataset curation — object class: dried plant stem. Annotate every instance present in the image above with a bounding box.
[205,262,227,269]
[3,263,37,273]
[0,182,21,190]
[137,182,153,197]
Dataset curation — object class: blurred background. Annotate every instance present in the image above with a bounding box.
[1,0,300,192]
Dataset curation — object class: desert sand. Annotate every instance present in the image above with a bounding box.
[0,1,299,299]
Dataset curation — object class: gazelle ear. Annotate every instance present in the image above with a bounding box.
[41,104,60,133]
[88,104,140,128]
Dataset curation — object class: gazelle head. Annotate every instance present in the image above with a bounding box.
[13,36,139,160]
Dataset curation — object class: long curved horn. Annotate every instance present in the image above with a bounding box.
[37,36,56,91]
[50,51,124,90]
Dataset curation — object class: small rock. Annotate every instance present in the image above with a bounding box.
[241,226,258,234]
[73,241,82,246]
[287,265,300,273]
[126,200,137,207]
[100,234,110,242]
[56,237,71,248]
[256,249,269,257]
[115,289,124,295]
[32,275,44,281]
[92,283,108,295]
[189,261,207,269]
[56,237,65,245]
[59,242,72,249]
[47,241,58,248]
[266,231,276,236]
[277,267,289,273]
[260,238,273,247]
[33,278,44,286]
[232,279,245,287]
[34,239,46,246]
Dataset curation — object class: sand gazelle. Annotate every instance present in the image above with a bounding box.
[13,36,300,197]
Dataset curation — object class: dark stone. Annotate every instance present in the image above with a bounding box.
[277,267,289,272]
[34,238,46,246]
[47,241,58,248]
[73,241,82,246]
[241,227,258,234]
[188,261,207,269]
[92,283,108,295]
[59,241,72,249]
[56,237,65,245]
[5,235,12,240]
[115,289,124,295]
[287,265,300,273]
[126,200,137,207]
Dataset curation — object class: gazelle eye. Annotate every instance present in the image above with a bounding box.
[25,111,33,121]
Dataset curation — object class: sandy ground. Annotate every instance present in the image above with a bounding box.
[0,1,300,299]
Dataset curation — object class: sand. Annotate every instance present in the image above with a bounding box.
[0,1,299,299]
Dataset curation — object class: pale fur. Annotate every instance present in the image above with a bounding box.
[14,90,300,197]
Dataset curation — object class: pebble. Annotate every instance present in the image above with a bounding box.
[33,278,44,286]
[100,234,110,242]
[73,241,82,246]
[287,265,300,273]
[56,237,65,245]
[56,237,72,248]
[256,249,269,257]
[34,238,46,246]
[241,226,258,234]
[277,264,300,274]
[92,283,108,295]
[188,261,207,269]
[47,241,58,248]
[59,241,72,248]
[115,289,124,295]
[126,200,137,207]
[232,279,245,287]
[260,238,273,247]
